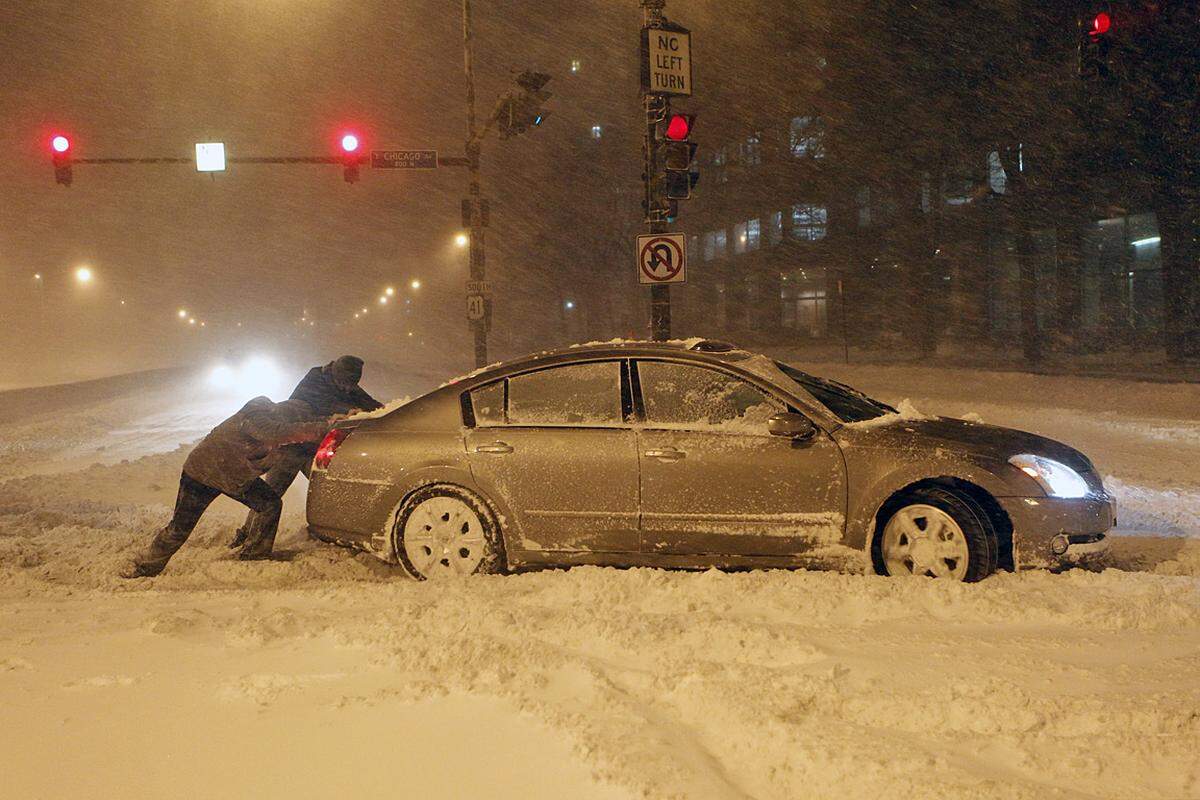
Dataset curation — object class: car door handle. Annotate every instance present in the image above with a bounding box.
[644,447,685,461]
[474,442,513,454]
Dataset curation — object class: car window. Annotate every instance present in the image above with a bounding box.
[773,361,893,423]
[507,361,623,426]
[638,361,784,433]
[469,381,505,426]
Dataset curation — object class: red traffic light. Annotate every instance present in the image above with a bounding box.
[50,135,71,153]
[664,114,693,141]
[1089,11,1112,36]
[340,133,360,153]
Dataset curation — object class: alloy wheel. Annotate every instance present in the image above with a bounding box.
[881,503,970,579]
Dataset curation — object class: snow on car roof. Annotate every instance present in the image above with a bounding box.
[438,339,750,388]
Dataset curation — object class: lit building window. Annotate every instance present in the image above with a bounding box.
[570,59,581,73]
[769,211,784,245]
[987,151,1007,195]
[791,205,828,241]
[591,125,602,139]
[789,116,825,158]
[741,135,762,166]
[733,222,748,254]
[856,189,871,228]
[714,229,727,258]
[747,218,761,250]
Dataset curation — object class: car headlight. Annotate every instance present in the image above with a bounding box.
[1008,454,1090,498]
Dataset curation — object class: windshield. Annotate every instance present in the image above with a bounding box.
[773,362,895,423]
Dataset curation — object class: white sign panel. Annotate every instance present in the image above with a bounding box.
[637,233,687,285]
[195,142,226,172]
[466,294,486,321]
[646,28,692,96]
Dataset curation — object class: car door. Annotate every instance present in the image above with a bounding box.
[634,359,846,557]
[464,359,640,553]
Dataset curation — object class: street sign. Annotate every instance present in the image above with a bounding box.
[466,294,486,321]
[195,142,226,172]
[466,280,492,323]
[371,149,438,169]
[637,233,687,284]
[641,24,692,96]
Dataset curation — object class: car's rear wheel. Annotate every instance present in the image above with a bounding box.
[393,484,505,580]
[877,487,997,582]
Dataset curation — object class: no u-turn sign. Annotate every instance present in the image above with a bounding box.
[637,233,687,285]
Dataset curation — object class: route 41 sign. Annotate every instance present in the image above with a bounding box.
[637,233,687,285]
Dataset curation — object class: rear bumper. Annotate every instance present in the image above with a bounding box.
[999,494,1116,568]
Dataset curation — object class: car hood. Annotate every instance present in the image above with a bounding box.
[843,415,1094,471]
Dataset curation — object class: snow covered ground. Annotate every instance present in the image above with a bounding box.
[2,358,1199,799]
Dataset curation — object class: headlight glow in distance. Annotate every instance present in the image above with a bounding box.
[207,355,288,400]
[1008,454,1090,498]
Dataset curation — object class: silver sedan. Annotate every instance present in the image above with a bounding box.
[306,340,1115,581]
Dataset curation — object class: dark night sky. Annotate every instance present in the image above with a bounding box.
[0,1,650,387]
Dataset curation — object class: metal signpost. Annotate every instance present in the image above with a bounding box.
[640,0,693,341]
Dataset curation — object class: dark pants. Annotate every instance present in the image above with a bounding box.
[232,443,315,559]
[134,472,282,576]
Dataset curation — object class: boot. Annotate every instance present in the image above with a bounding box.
[228,527,250,550]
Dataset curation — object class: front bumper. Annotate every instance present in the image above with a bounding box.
[999,494,1116,569]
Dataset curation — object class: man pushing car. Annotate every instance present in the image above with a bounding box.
[228,355,383,559]
[121,395,339,578]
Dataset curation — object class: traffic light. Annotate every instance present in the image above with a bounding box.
[493,71,552,139]
[50,134,72,186]
[656,113,699,200]
[1081,8,1115,79]
[339,131,362,183]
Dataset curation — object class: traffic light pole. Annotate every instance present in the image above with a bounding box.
[642,0,670,341]
[462,0,489,368]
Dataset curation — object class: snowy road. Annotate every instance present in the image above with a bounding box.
[2,362,1198,799]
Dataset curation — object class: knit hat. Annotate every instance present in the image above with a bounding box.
[329,355,364,386]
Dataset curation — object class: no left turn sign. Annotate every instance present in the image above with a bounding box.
[637,233,687,285]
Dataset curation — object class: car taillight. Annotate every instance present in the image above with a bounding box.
[314,428,351,469]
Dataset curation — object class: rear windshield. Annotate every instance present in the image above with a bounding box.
[773,362,894,423]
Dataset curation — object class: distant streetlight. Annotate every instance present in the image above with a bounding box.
[75,266,93,285]
[385,286,395,297]
[565,300,575,310]
[33,273,42,281]
[378,295,388,305]
[454,233,469,248]
[188,318,197,325]
[361,307,369,314]
[410,279,421,290]
[178,309,188,319]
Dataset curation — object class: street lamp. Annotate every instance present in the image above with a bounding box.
[378,295,388,305]
[178,309,188,319]
[74,266,93,285]
[454,233,469,248]
[410,279,421,290]
[385,286,395,297]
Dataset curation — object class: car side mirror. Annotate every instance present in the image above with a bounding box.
[768,412,817,440]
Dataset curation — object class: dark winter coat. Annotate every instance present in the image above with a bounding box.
[182,398,332,495]
[289,358,383,417]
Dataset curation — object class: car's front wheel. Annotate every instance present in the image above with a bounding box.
[876,487,997,581]
[393,484,505,580]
